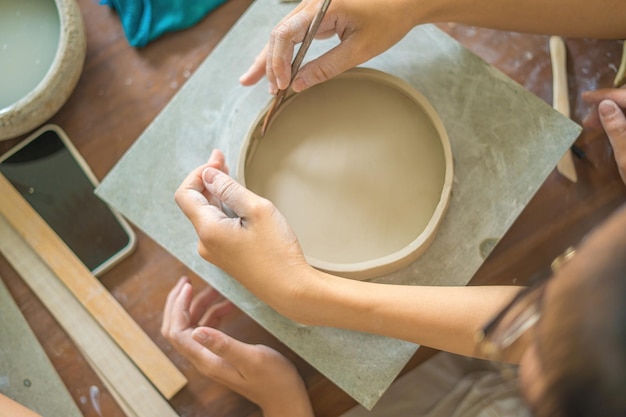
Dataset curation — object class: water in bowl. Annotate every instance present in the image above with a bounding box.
[0,0,61,110]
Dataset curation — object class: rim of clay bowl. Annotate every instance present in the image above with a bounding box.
[0,0,86,141]
[238,67,454,280]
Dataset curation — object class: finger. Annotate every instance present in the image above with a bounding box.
[161,276,190,335]
[582,103,602,130]
[270,12,311,91]
[207,149,227,174]
[198,299,237,329]
[192,326,264,373]
[239,45,270,87]
[265,29,278,94]
[202,167,271,221]
[175,164,231,227]
[292,40,359,92]
[189,285,224,325]
[582,88,626,107]
[598,99,626,182]
[171,282,194,332]
[205,149,230,206]
[191,327,245,381]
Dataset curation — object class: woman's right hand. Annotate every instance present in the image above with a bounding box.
[239,0,419,94]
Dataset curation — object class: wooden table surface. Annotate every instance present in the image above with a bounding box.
[1,2,625,417]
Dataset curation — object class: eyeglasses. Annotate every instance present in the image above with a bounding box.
[474,246,576,365]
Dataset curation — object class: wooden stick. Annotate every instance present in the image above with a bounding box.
[614,41,626,88]
[0,218,181,417]
[550,36,578,183]
[0,173,187,400]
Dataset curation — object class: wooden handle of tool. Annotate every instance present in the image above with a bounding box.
[550,36,570,117]
[0,173,187,399]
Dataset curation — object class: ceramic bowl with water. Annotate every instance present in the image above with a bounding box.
[0,0,86,141]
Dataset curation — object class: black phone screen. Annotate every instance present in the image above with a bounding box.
[0,129,133,273]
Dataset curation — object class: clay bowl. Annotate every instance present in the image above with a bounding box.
[0,0,86,141]
[238,68,453,280]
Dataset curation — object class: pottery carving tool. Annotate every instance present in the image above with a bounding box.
[261,0,332,136]
[550,35,578,183]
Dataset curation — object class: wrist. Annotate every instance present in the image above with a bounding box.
[281,268,364,328]
[269,264,330,325]
[258,370,314,417]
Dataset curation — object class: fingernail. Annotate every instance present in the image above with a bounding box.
[202,167,221,185]
[599,100,618,117]
[292,76,307,93]
[192,328,209,343]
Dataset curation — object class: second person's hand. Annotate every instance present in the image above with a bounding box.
[161,277,315,417]
[582,88,626,184]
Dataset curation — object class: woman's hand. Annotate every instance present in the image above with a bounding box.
[239,0,418,94]
[174,149,316,314]
[161,277,314,417]
[582,88,626,184]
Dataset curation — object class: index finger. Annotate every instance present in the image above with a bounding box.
[269,0,327,91]
[582,88,626,107]
[174,163,226,227]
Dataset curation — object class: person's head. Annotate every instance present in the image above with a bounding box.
[518,204,626,417]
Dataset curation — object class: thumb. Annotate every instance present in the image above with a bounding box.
[202,168,265,219]
[192,327,253,365]
[292,42,359,92]
[190,327,245,382]
[599,100,626,182]
[599,100,626,147]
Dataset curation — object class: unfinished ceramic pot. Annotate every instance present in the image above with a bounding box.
[0,0,86,141]
[238,68,453,279]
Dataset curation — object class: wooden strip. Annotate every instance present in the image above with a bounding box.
[0,173,186,399]
[0,215,181,417]
[549,36,578,184]
[0,277,83,417]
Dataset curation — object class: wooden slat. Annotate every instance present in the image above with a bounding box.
[0,276,83,417]
[0,214,182,417]
[0,173,186,400]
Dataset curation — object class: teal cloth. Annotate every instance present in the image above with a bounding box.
[102,0,228,47]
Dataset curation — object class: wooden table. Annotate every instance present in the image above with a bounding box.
[1,2,625,416]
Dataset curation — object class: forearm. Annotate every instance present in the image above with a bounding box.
[283,269,522,361]
[261,388,314,417]
[414,0,626,38]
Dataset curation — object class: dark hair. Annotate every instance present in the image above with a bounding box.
[533,208,626,417]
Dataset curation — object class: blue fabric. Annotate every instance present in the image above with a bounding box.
[101,0,228,47]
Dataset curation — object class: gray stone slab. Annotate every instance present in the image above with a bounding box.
[0,277,82,417]
[96,0,580,409]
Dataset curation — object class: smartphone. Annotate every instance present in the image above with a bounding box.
[0,124,137,276]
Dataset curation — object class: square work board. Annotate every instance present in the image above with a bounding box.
[97,0,580,409]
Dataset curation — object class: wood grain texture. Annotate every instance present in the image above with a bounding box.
[550,35,578,183]
[0,277,82,417]
[0,173,186,400]
[0,217,180,417]
[0,5,625,417]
